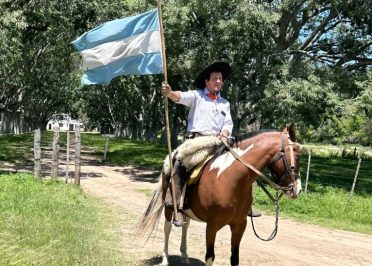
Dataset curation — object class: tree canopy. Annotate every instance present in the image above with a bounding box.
[1,0,371,145]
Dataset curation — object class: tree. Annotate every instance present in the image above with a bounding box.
[1,0,370,145]
[0,0,136,132]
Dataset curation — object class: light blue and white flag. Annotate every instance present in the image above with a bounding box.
[72,9,162,85]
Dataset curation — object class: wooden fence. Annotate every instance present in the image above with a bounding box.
[33,127,81,185]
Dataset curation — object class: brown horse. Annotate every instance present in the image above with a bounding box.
[137,125,301,266]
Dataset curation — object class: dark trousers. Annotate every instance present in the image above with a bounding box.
[165,132,207,208]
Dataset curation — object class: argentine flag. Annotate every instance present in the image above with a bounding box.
[72,9,162,85]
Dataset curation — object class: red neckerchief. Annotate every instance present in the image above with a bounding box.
[207,93,217,100]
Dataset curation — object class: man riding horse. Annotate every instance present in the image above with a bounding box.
[161,62,261,226]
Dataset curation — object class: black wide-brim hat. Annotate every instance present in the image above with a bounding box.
[193,62,231,89]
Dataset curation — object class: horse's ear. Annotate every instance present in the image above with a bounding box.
[282,123,296,141]
[288,123,296,142]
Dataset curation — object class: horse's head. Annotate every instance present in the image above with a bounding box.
[268,124,301,199]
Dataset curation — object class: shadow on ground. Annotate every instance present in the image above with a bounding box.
[113,166,160,183]
[142,255,204,266]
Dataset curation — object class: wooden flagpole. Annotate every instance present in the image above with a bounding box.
[156,0,179,221]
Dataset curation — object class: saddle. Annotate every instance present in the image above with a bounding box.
[162,135,222,176]
[188,154,214,185]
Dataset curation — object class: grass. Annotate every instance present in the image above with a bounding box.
[81,133,167,168]
[254,184,372,235]
[0,131,65,168]
[0,133,35,165]
[0,173,127,265]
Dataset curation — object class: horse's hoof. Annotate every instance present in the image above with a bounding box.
[161,254,169,266]
[160,260,168,266]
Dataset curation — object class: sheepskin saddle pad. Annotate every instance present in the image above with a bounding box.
[163,136,222,176]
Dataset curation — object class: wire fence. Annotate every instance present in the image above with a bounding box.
[301,153,372,195]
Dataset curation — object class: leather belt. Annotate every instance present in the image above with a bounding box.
[185,132,220,139]
[185,132,203,139]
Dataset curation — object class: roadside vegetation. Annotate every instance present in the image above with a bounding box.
[0,173,129,265]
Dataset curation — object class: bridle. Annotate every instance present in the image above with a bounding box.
[268,132,299,187]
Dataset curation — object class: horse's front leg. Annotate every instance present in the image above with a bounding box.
[229,219,247,266]
[205,224,218,266]
[180,216,190,263]
[161,207,173,266]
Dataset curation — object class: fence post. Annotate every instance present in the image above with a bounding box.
[74,126,81,186]
[65,129,70,183]
[51,126,60,179]
[103,136,109,161]
[33,128,41,180]
[305,151,311,194]
[348,158,362,202]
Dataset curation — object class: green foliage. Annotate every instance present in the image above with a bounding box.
[82,133,167,168]
[262,72,336,130]
[0,0,148,129]
[302,71,372,145]
[0,174,125,265]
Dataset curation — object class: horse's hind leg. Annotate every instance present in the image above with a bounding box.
[229,220,247,266]
[161,208,173,266]
[180,216,190,264]
[205,224,217,266]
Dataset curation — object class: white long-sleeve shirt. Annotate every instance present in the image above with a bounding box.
[177,88,233,135]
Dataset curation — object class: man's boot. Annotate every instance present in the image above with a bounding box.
[248,209,262,217]
[164,173,185,227]
[164,160,189,227]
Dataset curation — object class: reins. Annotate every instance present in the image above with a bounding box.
[250,189,282,241]
[220,133,296,241]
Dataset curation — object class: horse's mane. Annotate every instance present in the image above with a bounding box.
[234,129,279,143]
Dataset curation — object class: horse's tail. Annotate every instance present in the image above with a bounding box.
[136,174,164,242]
